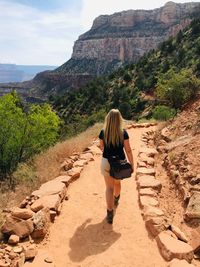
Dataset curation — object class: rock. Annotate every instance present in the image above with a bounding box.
[145,217,169,237]
[188,229,200,253]
[24,249,55,267]
[161,127,172,142]
[1,216,34,239]
[139,188,157,197]
[139,148,158,157]
[19,199,28,209]
[80,152,94,162]
[13,246,23,253]
[33,180,67,201]
[143,206,165,220]
[171,224,188,243]
[44,257,53,263]
[185,192,200,219]
[24,244,37,260]
[67,167,82,181]
[31,208,50,239]
[168,259,196,266]
[9,250,17,260]
[16,253,25,267]
[137,175,162,191]
[139,196,159,208]
[165,230,178,240]
[139,155,155,166]
[73,159,87,167]
[136,168,156,177]
[8,235,19,245]
[32,195,61,212]
[0,261,10,267]
[60,160,73,171]
[31,201,44,213]
[137,161,147,168]
[87,145,102,155]
[49,210,57,222]
[11,208,34,220]
[54,175,71,186]
[156,232,194,262]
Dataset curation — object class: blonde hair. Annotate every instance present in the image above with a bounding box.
[104,109,124,146]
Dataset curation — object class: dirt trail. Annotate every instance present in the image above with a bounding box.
[40,127,167,267]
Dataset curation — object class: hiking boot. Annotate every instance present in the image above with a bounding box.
[106,209,113,224]
[114,195,120,207]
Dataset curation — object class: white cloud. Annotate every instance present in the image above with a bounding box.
[0,0,83,65]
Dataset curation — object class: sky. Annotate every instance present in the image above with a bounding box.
[0,0,199,66]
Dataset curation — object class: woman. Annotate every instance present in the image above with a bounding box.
[99,109,134,224]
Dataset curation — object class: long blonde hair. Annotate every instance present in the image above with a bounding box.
[104,109,124,146]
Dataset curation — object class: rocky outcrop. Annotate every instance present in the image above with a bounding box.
[66,2,198,71]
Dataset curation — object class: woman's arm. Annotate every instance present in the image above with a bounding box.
[99,139,104,151]
[124,139,134,169]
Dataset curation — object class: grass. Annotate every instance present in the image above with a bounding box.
[0,123,103,226]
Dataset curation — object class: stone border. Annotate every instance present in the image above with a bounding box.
[0,143,99,267]
[130,125,195,266]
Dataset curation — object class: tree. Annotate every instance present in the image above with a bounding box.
[0,93,61,180]
[156,68,200,108]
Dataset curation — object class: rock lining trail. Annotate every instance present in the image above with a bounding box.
[34,127,167,267]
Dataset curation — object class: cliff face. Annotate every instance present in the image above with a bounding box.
[70,2,198,66]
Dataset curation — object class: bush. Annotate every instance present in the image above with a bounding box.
[152,105,176,121]
[0,93,61,179]
[156,68,200,108]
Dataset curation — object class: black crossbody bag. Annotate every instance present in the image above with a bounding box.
[108,155,133,180]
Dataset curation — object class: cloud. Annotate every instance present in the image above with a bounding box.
[0,0,83,65]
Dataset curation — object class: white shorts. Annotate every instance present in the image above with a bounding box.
[100,157,110,177]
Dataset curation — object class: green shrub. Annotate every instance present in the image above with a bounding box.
[0,93,61,179]
[156,68,200,108]
[152,105,176,121]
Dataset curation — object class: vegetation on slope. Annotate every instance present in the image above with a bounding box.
[50,18,200,138]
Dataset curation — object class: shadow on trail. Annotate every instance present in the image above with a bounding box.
[68,218,121,262]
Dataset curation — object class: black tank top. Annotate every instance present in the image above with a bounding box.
[99,129,129,160]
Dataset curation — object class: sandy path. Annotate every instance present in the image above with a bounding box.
[42,127,167,267]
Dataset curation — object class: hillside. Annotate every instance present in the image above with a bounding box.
[51,18,200,137]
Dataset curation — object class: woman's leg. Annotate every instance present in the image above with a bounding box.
[104,175,115,210]
[114,180,121,198]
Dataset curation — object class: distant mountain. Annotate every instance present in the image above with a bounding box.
[32,1,200,97]
[0,64,57,83]
[1,1,199,100]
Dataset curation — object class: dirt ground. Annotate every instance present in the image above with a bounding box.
[37,127,168,267]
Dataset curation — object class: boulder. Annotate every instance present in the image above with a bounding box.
[171,224,188,243]
[73,159,87,167]
[139,196,159,209]
[156,232,194,262]
[31,208,50,239]
[139,155,155,166]
[136,168,155,177]
[139,188,157,197]
[11,208,34,220]
[23,249,55,267]
[188,229,200,253]
[161,127,172,142]
[67,167,82,181]
[80,152,94,162]
[31,195,61,212]
[31,201,44,213]
[0,260,10,267]
[54,175,71,186]
[24,244,37,260]
[39,180,67,200]
[185,192,200,219]
[8,235,19,245]
[139,147,158,157]
[1,216,34,239]
[143,206,165,220]
[146,217,169,237]
[137,175,162,191]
